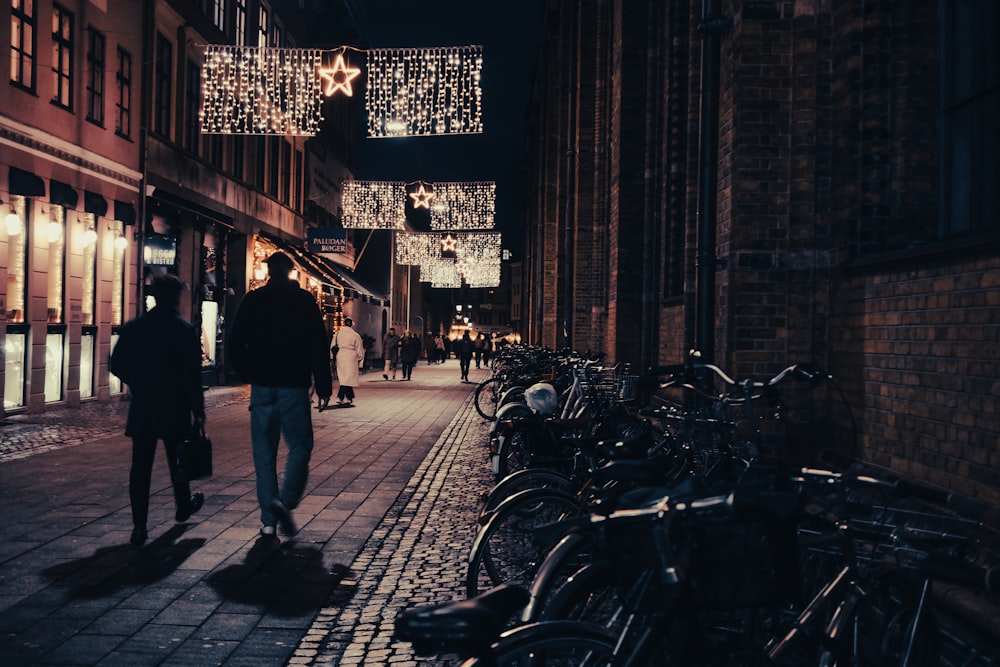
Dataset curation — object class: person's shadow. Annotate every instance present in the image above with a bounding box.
[40,525,205,598]
[207,536,352,617]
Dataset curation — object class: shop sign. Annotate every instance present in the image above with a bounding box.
[308,228,346,254]
[144,235,177,266]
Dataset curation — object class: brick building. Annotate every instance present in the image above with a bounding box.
[522,1,999,502]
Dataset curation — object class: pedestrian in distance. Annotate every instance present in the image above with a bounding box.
[474,334,486,369]
[456,331,475,382]
[424,333,436,365]
[109,273,206,548]
[228,251,333,538]
[435,334,447,363]
[399,330,422,380]
[382,327,401,380]
[332,317,365,404]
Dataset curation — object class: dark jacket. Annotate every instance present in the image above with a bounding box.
[228,277,333,397]
[455,336,475,360]
[383,331,401,362]
[109,306,205,439]
[399,335,422,364]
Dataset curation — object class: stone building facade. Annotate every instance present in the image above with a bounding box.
[522,0,999,502]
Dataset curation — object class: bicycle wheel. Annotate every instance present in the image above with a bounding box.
[494,421,534,480]
[475,376,505,420]
[466,488,581,597]
[480,468,577,523]
[460,620,616,667]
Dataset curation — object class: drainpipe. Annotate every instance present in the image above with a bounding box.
[694,0,730,363]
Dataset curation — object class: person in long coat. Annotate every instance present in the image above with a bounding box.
[398,330,422,380]
[382,327,401,380]
[333,317,365,404]
[109,274,205,548]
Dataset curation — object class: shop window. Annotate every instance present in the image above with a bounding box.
[108,331,122,394]
[4,326,27,409]
[80,326,96,398]
[11,0,36,91]
[45,326,65,402]
[47,207,66,323]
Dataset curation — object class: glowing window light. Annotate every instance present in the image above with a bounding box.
[341,180,407,229]
[428,181,496,230]
[366,45,483,138]
[200,45,324,135]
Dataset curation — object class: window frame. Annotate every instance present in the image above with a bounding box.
[115,46,132,138]
[51,3,74,110]
[85,25,105,126]
[10,0,37,91]
[153,31,172,137]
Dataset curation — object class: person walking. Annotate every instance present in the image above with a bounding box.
[399,330,422,380]
[474,334,486,369]
[228,252,333,537]
[424,333,436,364]
[109,274,206,548]
[382,327,401,380]
[455,331,475,382]
[332,317,364,404]
[435,335,446,363]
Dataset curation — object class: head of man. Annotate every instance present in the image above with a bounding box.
[389,327,396,335]
[344,317,354,327]
[264,251,294,279]
[150,273,185,311]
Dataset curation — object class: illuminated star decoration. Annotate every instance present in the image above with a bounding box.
[409,183,436,209]
[319,52,362,97]
[440,233,458,255]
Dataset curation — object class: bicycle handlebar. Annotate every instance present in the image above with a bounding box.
[795,467,955,506]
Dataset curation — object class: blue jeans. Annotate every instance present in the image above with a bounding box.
[249,385,314,527]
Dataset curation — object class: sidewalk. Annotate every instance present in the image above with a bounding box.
[0,361,494,666]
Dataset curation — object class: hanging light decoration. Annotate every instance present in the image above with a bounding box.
[200,45,325,135]
[341,180,407,229]
[396,232,438,265]
[366,45,483,138]
[420,258,462,288]
[428,181,495,230]
[458,258,501,287]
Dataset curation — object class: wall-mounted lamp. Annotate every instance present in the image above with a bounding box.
[114,233,128,251]
[46,209,63,244]
[2,200,23,236]
[82,224,98,247]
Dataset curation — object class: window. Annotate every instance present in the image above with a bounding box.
[233,134,245,180]
[115,47,132,137]
[185,59,200,153]
[235,0,247,46]
[51,4,73,109]
[10,0,36,90]
[212,0,226,33]
[47,207,66,323]
[268,137,279,197]
[294,148,303,210]
[258,3,269,47]
[80,213,97,325]
[271,21,282,48]
[85,27,105,125]
[939,0,999,237]
[154,32,172,136]
[280,139,291,203]
[254,136,266,190]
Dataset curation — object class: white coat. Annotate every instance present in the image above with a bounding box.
[333,325,364,387]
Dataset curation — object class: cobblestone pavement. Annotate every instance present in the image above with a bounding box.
[0,363,492,666]
[295,395,492,666]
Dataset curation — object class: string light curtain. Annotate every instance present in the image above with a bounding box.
[341,180,407,229]
[396,232,438,264]
[366,45,483,137]
[429,181,495,230]
[200,45,324,135]
[420,259,462,288]
[459,258,502,287]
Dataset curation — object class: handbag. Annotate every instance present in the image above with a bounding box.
[176,422,213,482]
[331,332,340,356]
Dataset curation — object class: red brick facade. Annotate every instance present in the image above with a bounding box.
[523,0,1000,503]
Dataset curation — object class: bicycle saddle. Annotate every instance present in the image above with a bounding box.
[393,584,530,656]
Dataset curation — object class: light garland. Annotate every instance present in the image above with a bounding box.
[200,45,324,135]
[420,259,462,288]
[318,52,361,96]
[366,45,483,138]
[458,258,501,287]
[396,232,438,264]
[429,181,495,230]
[341,180,407,229]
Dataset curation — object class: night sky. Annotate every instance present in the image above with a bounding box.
[343,0,545,286]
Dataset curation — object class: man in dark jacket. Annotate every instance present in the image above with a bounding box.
[109,274,205,548]
[228,251,333,537]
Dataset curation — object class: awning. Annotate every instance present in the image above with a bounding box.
[114,200,136,225]
[8,167,45,197]
[84,190,108,217]
[258,232,385,302]
[50,179,78,209]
